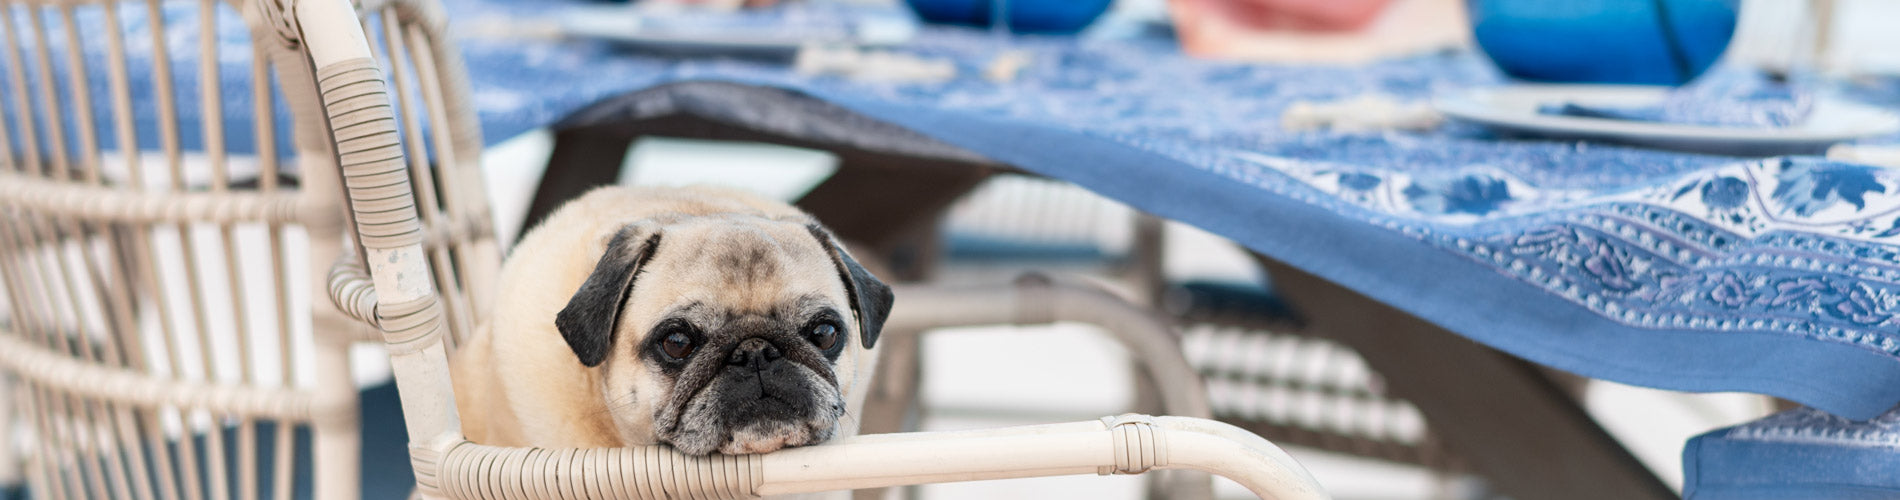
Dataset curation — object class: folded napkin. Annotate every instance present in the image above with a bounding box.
[1538,74,1812,128]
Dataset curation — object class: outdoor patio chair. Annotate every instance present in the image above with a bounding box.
[0,0,381,497]
[0,0,1332,497]
[929,177,1467,472]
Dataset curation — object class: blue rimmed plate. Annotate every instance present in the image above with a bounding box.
[1435,85,1900,156]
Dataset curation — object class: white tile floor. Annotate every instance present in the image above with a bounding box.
[472,134,1779,499]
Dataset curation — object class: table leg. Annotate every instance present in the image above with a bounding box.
[1125,213,1170,418]
[792,150,990,278]
[1252,254,1676,500]
[518,128,637,243]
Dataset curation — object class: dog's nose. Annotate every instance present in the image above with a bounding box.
[727,338,781,370]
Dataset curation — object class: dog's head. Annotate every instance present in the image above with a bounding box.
[553,215,892,455]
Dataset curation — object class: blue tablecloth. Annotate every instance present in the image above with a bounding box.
[454,2,1900,419]
[12,0,1900,421]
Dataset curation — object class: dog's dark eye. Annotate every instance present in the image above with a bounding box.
[660,332,696,360]
[807,323,839,351]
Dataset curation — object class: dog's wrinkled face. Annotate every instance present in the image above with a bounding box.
[553,216,892,455]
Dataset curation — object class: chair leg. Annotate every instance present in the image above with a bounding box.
[518,128,636,245]
[311,336,362,500]
[0,376,16,494]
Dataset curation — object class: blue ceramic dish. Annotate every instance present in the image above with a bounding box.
[1469,0,1739,85]
[903,0,1112,34]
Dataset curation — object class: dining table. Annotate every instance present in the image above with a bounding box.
[435,1,1900,499]
[42,0,1900,498]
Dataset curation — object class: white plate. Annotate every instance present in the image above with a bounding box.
[556,5,915,58]
[1434,85,1900,156]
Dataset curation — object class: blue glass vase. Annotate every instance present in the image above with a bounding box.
[903,0,1113,34]
[1469,0,1739,85]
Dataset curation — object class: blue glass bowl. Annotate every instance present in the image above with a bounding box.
[903,0,1113,34]
[1469,0,1739,85]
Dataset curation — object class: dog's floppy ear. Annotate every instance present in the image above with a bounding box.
[556,223,663,367]
[804,224,893,349]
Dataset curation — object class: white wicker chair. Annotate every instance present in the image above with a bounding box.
[0,0,1331,496]
[0,0,390,497]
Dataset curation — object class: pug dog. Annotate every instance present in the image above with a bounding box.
[451,185,892,455]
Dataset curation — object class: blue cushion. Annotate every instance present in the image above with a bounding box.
[942,233,1110,262]
[1684,406,1900,499]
